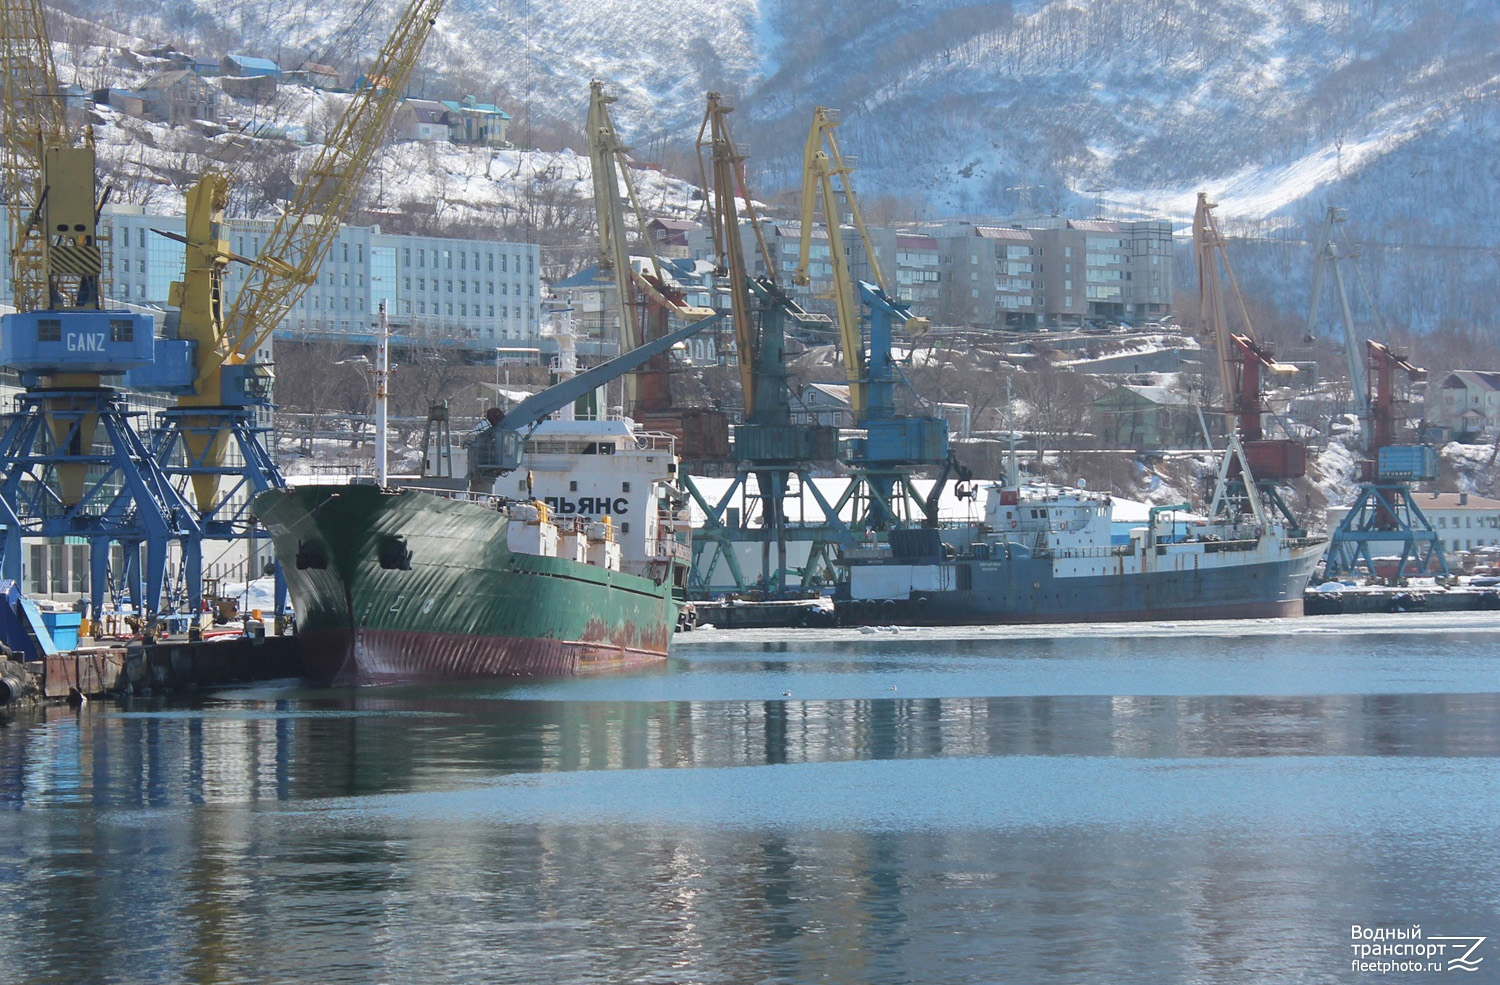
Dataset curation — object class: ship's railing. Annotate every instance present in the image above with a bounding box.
[397,483,515,512]
[305,462,368,478]
[633,429,678,455]
[1200,538,1259,554]
[647,538,691,563]
[556,412,678,455]
[1051,546,1114,559]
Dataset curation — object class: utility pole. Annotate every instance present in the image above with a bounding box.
[376,301,390,488]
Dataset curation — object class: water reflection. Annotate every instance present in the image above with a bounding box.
[1,618,1497,984]
[3,689,1499,810]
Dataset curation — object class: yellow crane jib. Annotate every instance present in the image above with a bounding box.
[208,0,447,382]
[0,0,70,314]
[696,93,759,415]
[587,81,641,354]
[796,106,902,420]
[588,78,720,424]
[631,268,716,320]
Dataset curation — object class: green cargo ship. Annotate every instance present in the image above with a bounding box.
[254,481,680,685]
[253,312,718,686]
[254,413,693,685]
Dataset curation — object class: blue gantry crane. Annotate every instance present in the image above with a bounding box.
[0,0,447,636]
[1309,208,1445,579]
[0,0,198,630]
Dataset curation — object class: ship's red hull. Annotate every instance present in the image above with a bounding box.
[299,628,669,687]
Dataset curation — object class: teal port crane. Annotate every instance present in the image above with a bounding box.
[793,107,964,533]
[686,94,853,599]
[1310,207,1445,579]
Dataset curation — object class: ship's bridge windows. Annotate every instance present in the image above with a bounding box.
[526,440,618,456]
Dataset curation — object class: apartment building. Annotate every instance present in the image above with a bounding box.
[921,223,1042,328]
[919,218,1173,329]
[691,215,1173,333]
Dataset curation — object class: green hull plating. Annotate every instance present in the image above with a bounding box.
[252,484,677,685]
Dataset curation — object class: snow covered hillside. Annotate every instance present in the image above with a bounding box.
[47,0,1500,334]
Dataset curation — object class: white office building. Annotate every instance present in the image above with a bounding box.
[97,206,543,352]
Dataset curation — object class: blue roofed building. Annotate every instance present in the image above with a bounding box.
[440,96,510,146]
[220,54,281,78]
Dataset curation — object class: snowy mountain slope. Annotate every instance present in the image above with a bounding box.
[77,0,1500,216]
[52,0,1500,335]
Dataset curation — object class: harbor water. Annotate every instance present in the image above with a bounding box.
[2,612,1498,984]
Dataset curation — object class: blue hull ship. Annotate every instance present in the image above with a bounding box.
[837,445,1327,626]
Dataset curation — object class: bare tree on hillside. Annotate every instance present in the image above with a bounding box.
[387,323,476,425]
[901,344,1010,434]
[272,341,371,456]
[1013,358,1100,457]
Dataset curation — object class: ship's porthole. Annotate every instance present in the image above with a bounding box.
[378,536,413,570]
[295,540,327,570]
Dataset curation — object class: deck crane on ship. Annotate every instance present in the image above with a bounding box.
[0,0,198,632]
[1308,207,1445,578]
[1192,192,1309,534]
[794,107,967,532]
[685,93,853,600]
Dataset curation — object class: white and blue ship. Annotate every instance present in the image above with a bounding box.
[836,442,1327,625]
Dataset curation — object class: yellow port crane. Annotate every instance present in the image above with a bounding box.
[793,107,953,531]
[0,0,69,314]
[208,0,446,394]
[695,93,759,415]
[585,80,724,458]
[158,0,446,518]
[685,93,849,599]
[793,106,929,423]
[137,0,448,636]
